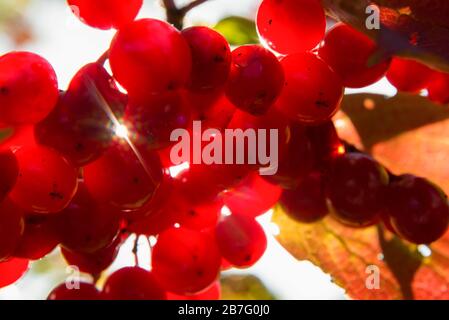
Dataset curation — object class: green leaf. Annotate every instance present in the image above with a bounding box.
[214,16,259,46]
[220,274,276,300]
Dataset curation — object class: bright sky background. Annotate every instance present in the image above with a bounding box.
[0,0,399,300]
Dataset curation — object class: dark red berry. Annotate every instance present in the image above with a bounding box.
[47,282,101,300]
[385,175,449,244]
[167,281,221,300]
[226,45,284,115]
[386,57,434,93]
[0,199,24,261]
[0,149,19,202]
[326,153,389,227]
[182,26,231,92]
[427,71,449,104]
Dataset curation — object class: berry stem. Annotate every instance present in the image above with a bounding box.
[180,0,212,14]
[96,50,110,66]
[132,235,140,267]
[162,0,212,29]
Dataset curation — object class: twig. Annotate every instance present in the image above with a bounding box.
[180,0,212,14]
[132,235,140,267]
[96,49,109,66]
[162,0,213,29]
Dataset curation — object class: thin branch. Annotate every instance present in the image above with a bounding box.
[162,0,177,10]
[96,49,109,66]
[180,0,212,14]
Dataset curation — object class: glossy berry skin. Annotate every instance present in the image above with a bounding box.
[386,57,434,93]
[35,63,127,166]
[179,198,223,231]
[47,282,101,300]
[0,126,36,152]
[124,91,191,150]
[0,149,19,202]
[263,123,314,189]
[61,235,122,276]
[152,227,221,294]
[0,199,24,261]
[326,153,389,228]
[103,267,167,300]
[256,0,325,54]
[279,171,328,223]
[57,183,120,253]
[83,143,163,211]
[167,282,221,300]
[182,27,231,92]
[318,23,391,88]
[9,145,78,214]
[385,175,449,244]
[224,173,282,217]
[215,213,267,268]
[67,0,142,30]
[0,52,58,125]
[109,19,192,100]
[277,52,344,124]
[226,45,284,115]
[427,71,449,104]
[0,258,29,289]
[14,214,60,260]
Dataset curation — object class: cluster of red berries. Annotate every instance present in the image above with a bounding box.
[0,0,448,300]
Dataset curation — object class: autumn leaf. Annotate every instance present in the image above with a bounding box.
[273,205,449,299]
[214,16,259,46]
[220,274,276,300]
[321,0,449,71]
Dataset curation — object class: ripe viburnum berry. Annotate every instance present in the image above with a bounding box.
[35,63,127,166]
[326,153,389,228]
[215,213,267,268]
[109,19,192,100]
[47,282,101,300]
[384,175,449,244]
[257,0,326,54]
[152,227,221,294]
[0,258,29,289]
[9,145,78,214]
[427,71,449,104]
[225,45,284,115]
[83,142,163,210]
[386,57,434,93]
[102,267,167,300]
[318,23,391,88]
[67,0,143,30]
[0,149,19,202]
[0,52,58,125]
[182,26,232,92]
[276,52,344,124]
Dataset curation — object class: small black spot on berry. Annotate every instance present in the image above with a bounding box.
[268,19,273,25]
[214,55,225,63]
[49,191,64,200]
[0,87,9,95]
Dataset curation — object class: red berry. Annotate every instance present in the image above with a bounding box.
[276,52,344,124]
[427,71,449,104]
[14,214,60,260]
[0,199,24,261]
[57,183,120,253]
[279,171,328,223]
[0,52,58,125]
[67,0,143,30]
[83,143,163,211]
[109,19,192,100]
[47,282,101,300]
[124,91,191,150]
[263,123,314,189]
[326,153,389,227]
[0,258,29,288]
[0,125,36,152]
[385,175,449,244]
[36,63,127,166]
[9,145,78,214]
[61,235,123,276]
[152,227,221,294]
[225,45,284,115]
[386,57,434,93]
[224,172,282,217]
[167,281,221,300]
[256,0,326,54]
[215,213,267,268]
[182,26,231,92]
[0,149,19,202]
[178,198,223,231]
[318,23,391,88]
[102,267,167,300]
